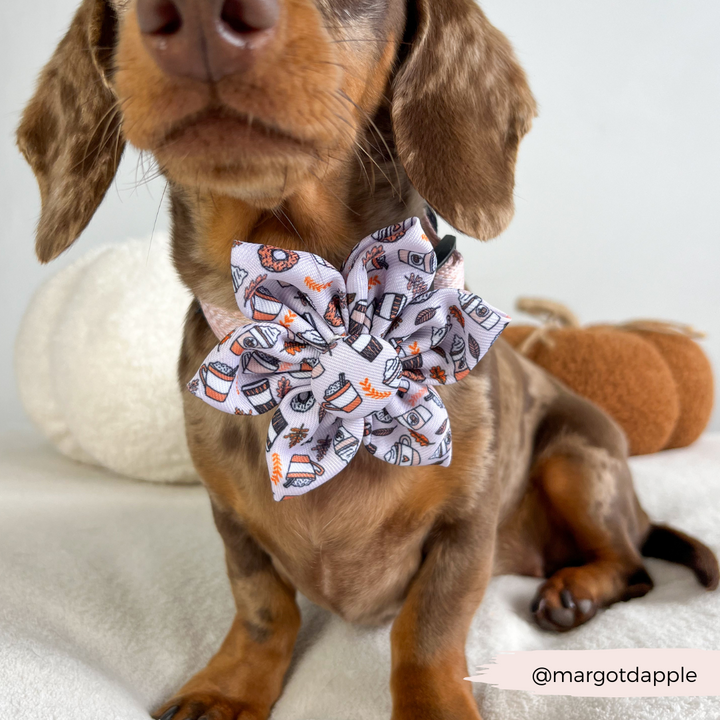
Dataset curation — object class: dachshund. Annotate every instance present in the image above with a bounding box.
[17,1,719,719]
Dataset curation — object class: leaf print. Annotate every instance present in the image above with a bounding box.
[405,273,428,297]
[283,340,305,356]
[277,377,292,400]
[415,307,438,325]
[284,424,310,448]
[449,305,465,328]
[468,334,481,361]
[312,436,332,461]
[360,378,392,400]
[305,277,333,292]
[430,366,447,384]
[409,429,431,447]
[280,310,297,327]
[271,454,283,485]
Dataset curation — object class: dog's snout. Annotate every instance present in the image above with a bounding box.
[136,0,280,82]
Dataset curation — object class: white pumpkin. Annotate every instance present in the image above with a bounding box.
[15,235,198,484]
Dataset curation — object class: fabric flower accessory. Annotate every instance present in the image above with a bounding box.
[188,217,509,501]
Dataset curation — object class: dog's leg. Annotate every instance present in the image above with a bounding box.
[153,504,300,720]
[390,517,493,720]
[531,451,653,632]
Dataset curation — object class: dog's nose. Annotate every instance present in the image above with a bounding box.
[136,0,280,82]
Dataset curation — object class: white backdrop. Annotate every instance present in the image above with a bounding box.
[1,0,718,432]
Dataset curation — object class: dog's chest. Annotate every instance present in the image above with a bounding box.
[250,456,436,625]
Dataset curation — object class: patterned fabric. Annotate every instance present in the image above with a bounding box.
[199,247,466,340]
[188,217,509,501]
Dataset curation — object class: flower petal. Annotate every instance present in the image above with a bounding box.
[268,390,364,501]
[231,242,349,348]
[363,385,451,467]
[342,218,436,338]
[188,323,320,415]
[386,289,510,387]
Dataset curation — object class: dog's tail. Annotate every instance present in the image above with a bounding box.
[641,524,719,590]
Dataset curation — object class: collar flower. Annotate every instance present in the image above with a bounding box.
[188,217,509,501]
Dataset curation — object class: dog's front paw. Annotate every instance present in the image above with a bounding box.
[152,693,266,720]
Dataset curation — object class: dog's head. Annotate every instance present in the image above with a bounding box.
[18,0,535,264]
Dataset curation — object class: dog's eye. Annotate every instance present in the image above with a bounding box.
[244,339,258,347]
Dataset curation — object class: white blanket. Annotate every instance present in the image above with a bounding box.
[1,429,719,720]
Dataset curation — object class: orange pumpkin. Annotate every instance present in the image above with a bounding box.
[503,301,714,456]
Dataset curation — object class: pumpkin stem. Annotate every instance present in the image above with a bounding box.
[617,320,706,340]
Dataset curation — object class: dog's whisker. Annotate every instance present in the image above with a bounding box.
[147,181,169,263]
[337,90,403,198]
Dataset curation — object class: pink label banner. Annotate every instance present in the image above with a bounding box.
[466,649,720,697]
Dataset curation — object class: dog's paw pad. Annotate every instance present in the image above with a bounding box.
[531,581,597,632]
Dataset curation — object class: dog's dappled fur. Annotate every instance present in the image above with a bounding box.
[18,2,718,719]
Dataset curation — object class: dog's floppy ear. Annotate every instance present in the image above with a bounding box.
[393,0,536,240]
[17,0,125,263]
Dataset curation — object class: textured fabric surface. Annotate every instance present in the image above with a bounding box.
[189,218,508,500]
[502,326,682,455]
[1,429,719,719]
[14,234,198,483]
[199,246,467,340]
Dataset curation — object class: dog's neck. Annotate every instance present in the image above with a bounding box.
[169,155,427,314]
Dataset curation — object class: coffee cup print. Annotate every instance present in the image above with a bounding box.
[334,426,360,463]
[242,378,278,414]
[199,362,237,403]
[242,350,281,375]
[458,292,500,330]
[431,317,451,348]
[284,455,325,489]
[383,356,403,388]
[323,373,363,414]
[384,436,421,467]
[250,287,283,322]
[290,357,321,380]
[373,408,394,424]
[346,333,383,362]
[363,300,375,331]
[398,248,437,274]
[266,410,289,451]
[231,265,248,293]
[431,431,452,461]
[371,221,409,243]
[450,335,470,382]
[397,405,432,431]
[349,300,369,334]
[401,353,423,371]
[377,293,407,321]
[231,325,280,355]
[297,312,327,347]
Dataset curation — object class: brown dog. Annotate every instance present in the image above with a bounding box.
[18,1,719,719]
